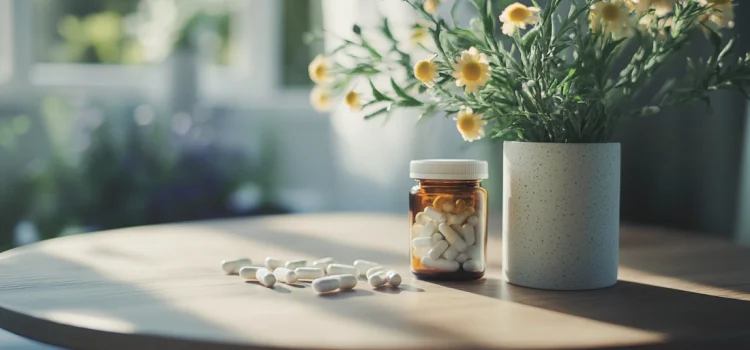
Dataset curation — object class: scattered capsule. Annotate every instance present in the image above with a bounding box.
[421,257,459,272]
[386,270,402,287]
[455,253,469,263]
[353,260,380,276]
[442,245,459,261]
[312,276,341,293]
[366,266,386,278]
[239,266,263,280]
[460,224,476,246]
[337,274,358,290]
[455,199,468,212]
[463,207,476,216]
[413,237,433,248]
[462,259,483,272]
[255,268,276,287]
[438,223,468,252]
[427,240,449,260]
[221,258,253,274]
[368,273,387,288]
[327,264,359,276]
[273,268,299,284]
[265,257,286,271]
[285,259,307,269]
[466,215,479,226]
[295,267,325,280]
[312,257,335,270]
[424,207,446,223]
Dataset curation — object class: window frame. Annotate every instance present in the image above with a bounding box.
[1,0,316,112]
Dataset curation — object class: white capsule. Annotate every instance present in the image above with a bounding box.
[462,259,483,272]
[255,268,276,287]
[422,221,437,237]
[386,270,402,287]
[413,246,429,258]
[431,232,444,244]
[413,236,433,248]
[273,268,299,284]
[438,223,468,252]
[460,224,476,246]
[411,224,424,239]
[424,207,446,223]
[442,245,459,261]
[312,257,335,270]
[312,276,341,293]
[467,245,483,260]
[421,257,459,272]
[327,264,359,276]
[443,213,454,225]
[427,240,449,260]
[463,207,476,216]
[442,202,455,213]
[337,274,358,290]
[455,253,469,263]
[221,258,253,274]
[285,259,307,269]
[238,266,263,280]
[353,260,380,276]
[295,267,325,280]
[415,212,431,225]
[367,273,387,288]
[466,215,479,226]
[366,266,386,278]
[264,257,286,271]
[448,213,468,225]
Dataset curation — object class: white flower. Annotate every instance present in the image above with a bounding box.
[454,107,487,142]
[310,85,332,112]
[499,3,541,35]
[699,0,735,30]
[414,54,439,88]
[590,0,633,39]
[451,47,491,94]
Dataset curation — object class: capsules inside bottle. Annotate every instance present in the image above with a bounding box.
[409,179,487,281]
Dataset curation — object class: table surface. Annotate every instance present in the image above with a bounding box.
[1,213,750,350]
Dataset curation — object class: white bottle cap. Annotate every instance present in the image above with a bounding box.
[409,159,489,180]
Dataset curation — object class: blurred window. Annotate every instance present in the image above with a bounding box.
[281,0,323,87]
[31,0,238,66]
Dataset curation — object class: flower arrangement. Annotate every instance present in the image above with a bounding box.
[307,0,747,143]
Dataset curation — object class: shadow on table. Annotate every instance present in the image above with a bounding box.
[436,277,750,346]
[0,253,250,350]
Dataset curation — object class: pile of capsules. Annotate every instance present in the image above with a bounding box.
[221,257,401,294]
[412,196,484,272]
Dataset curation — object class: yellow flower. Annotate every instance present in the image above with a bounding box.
[423,0,440,15]
[414,54,439,88]
[499,3,541,35]
[310,85,332,112]
[344,90,361,111]
[451,47,491,94]
[630,0,675,16]
[410,26,429,48]
[308,55,330,84]
[699,0,735,30]
[590,0,633,38]
[454,107,487,142]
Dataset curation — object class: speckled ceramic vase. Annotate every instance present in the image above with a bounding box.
[502,141,620,290]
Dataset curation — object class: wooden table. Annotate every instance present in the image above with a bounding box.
[0,213,749,350]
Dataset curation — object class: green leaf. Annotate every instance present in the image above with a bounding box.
[369,80,393,101]
[364,107,389,120]
[390,78,422,105]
